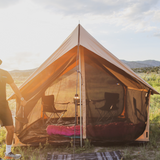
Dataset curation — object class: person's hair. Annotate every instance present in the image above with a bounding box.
[0,59,2,65]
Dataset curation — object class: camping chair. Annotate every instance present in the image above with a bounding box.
[93,92,119,122]
[42,95,69,125]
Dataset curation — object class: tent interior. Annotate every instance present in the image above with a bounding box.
[11,25,158,146]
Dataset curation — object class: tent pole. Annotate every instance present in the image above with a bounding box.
[79,48,86,146]
[78,24,83,147]
[79,48,82,147]
[80,49,86,140]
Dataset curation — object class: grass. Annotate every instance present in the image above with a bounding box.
[0,128,6,158]
[0,71,160,159]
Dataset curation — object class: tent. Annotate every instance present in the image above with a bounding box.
[9,24,159,146]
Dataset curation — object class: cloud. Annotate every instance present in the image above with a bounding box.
[32,0,159,16]
[1,0,159,33]
[153,10,160,22]
[104,0,160,31]
[32,0,160,33]
[32,0,132,15]
[0,0,20,8]
[154,32,160,37]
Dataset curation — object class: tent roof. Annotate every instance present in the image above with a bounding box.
[9,24,159,100]
[79,25,158,94]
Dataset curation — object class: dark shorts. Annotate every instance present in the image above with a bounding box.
[0,102,13,126]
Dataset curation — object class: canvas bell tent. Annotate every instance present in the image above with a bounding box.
[9,24,159,146]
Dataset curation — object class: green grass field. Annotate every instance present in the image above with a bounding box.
[0,70,160,159]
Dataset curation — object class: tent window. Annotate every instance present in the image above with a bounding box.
[85,62,124,125]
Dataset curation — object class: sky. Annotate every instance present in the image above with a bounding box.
[0,0,160,71]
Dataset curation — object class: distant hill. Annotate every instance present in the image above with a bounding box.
[9,68,37,77]
[9,60,160,77]
[121,60,160,69]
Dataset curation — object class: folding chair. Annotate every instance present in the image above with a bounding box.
[94,92,119,122]
[42,95,69,125]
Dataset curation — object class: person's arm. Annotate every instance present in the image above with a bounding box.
[9,82,27,106]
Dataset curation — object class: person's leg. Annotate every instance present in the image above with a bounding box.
[5,125,14,145]
[5,125,14,155]
[2,106,21,159]
[4,125,21,159]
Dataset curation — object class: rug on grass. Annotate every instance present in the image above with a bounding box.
[46,150,123,160]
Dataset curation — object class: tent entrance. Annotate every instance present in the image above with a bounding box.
[16,53,147,144]
[15,54,148,145]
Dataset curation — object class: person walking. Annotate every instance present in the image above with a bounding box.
[0,59,27,159]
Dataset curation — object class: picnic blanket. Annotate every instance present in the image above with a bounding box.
[46,151,123,160]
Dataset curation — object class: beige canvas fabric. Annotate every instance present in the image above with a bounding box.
[9,24,158,101]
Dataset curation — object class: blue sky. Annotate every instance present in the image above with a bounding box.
[0,0,160,70]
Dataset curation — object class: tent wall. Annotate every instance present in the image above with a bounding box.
[136,93,150,141]
[127,89,148,124]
